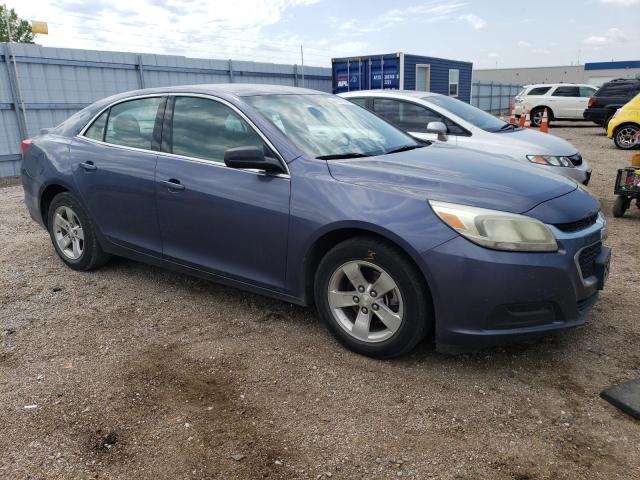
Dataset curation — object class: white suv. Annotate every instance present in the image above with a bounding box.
[514,84,597,127]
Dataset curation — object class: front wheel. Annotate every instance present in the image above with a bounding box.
[530,108,546,128]
[48,192,111,271]
[614,125,640,150]
[314,237,431,359]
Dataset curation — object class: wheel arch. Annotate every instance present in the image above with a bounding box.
[302,223,434,309]
[39,181,73,228]
[532,105,554,119]
[613,121,640,134]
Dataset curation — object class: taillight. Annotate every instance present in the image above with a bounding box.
[20,139,32,155]
[588,97,597,108]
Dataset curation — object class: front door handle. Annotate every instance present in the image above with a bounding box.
[80,161,97,171]
[161,179,185,191]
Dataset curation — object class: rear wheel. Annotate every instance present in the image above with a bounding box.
[614,124,640,150]
[314,237,431,359]
[48,192,110,271]
[612,196,629,218]
[530,107,547,128]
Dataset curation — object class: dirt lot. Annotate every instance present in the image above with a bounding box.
[1,124,639,480]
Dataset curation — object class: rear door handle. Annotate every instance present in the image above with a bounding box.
[161,179,185,191]
[80,161,97,171]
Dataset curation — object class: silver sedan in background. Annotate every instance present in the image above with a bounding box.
[340,90,592,185]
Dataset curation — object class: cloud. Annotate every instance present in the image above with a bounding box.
[518,40,531,47]
[488,52,500,58]
[584,27,628,45]
[16,0,330,65]
[458,13,486,29]
[600,0,639,5]
[532,48,551,55]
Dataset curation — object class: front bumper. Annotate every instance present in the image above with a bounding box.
[422,216,609,353]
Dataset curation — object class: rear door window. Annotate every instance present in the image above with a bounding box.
[170,96,265,163]
[104,97,163,150]
[348,97,369,109]
[552,86,580,97]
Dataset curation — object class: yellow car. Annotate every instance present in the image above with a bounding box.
[608,93,640,150]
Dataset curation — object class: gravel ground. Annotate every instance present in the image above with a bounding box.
[1,124,639,480]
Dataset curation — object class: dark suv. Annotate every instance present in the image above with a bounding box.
[584,78,640,127]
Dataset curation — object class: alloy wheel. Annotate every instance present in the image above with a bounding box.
[616,126,639,149]
[53,205,85,260]
[327,260,404,343]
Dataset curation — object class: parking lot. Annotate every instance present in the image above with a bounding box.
[0,124,638,480]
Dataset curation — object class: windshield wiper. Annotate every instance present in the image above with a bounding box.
[497,123,518,131]
[385,144,425,155]
[316,152,372,160]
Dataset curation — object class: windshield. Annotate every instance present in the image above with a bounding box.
[244,94,420,158]
[425,95,508,132]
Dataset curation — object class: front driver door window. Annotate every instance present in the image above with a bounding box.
[372,98,463,143]
[155,96,291,288]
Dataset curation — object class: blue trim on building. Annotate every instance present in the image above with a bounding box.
[585,60,640,71]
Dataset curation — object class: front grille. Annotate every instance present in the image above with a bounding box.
[554,212,598,233]
[567,153,583,166]
[578,242,602,279]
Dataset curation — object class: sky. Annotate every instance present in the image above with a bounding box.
[7,0,640,69]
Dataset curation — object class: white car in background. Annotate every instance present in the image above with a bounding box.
[340,90,592,185]
[514,84,597,127]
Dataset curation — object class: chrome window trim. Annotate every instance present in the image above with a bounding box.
[76,92,290,177]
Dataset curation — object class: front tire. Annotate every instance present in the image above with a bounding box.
[314,237,431,359]
[614,124,640,150]
[48,192,111,271]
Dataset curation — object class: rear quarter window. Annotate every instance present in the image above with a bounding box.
[526,86,551,96]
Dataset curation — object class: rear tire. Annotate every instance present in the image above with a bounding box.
[614,124,640,150]
[314,237,431,359]
[48,192,111,271]
[530,107,546,128]
[612,196,629,218]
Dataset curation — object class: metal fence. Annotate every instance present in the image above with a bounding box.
[0,43,332,177]
[471,81,522,115]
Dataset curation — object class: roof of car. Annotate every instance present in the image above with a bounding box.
[340,89,440,98]
[523,83,594,89]
[95,84,326,105]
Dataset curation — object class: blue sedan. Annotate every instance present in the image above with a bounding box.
[21,85,610,358]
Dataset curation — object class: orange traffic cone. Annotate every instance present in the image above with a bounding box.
[509,106,516,124]
[524,110,531,128]
[499,111,505,122]
[518,111,526,127]
[540,108,549,133]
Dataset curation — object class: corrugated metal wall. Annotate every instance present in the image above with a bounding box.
[403,55,473,103]
[471,81,522,114]
[0,43,331,177]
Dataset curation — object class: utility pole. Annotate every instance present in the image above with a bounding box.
[3,4,30,138]
[300,44,305,88]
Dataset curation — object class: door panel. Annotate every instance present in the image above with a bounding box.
[156,95,291,290]
[156,159,290,288]
[71,96,165,254]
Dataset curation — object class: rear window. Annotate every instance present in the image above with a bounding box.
[596,80,640,97]
[526,86,551,96]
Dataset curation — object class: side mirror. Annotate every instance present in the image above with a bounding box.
[426,121,448,142]
[224,146,285,174]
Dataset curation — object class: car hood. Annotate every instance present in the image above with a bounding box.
[327,145,578,214]
[498,128,578,156]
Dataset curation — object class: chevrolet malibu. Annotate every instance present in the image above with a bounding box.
[21,85,610,358]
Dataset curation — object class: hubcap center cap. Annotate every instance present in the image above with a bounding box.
[361,293,373,306]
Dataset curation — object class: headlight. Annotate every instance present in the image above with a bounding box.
[429,201,558,252]
[527,155,573,167]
